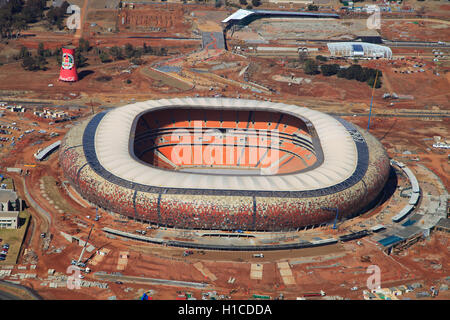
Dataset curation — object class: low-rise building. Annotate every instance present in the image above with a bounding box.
[0,211,18,229]
[0,189,21,229]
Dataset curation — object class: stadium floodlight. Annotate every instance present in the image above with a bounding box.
[321,207,339,229]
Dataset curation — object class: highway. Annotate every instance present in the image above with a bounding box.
[0,280,43,300]
[330,112,450,119]
[0,290,21,300]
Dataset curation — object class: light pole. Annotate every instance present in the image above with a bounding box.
[367,70,379,132]
[321,207,339,230]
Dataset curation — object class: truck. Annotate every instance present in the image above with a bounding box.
[303,290,326,297]
[183,250,194,257]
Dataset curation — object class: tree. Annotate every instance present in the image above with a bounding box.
[74,48,87,68]
[303,59,319,75]
[109,46,124,60]
[45,3,69,30]
[307,4,319,11]
[99,51,111,63]
[343,64,363,80]
[320,64,340,76]
[130,57,144,65]
[11,15,27,37]
[251,0,261,7]
[124,43,135,59]
[22,55,36,70]
[35,54,48,70]
[239,0,247,5]
[17,46,30,60]
[315,55,328,62]
[37,42,45,57]
[367,76,381,88]
[78,38,91,53]
[337,68,347,79]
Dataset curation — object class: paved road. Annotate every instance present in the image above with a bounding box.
[94,273,209,289]
[330,112,450,118]
[0,281,43,300]
[0,290,21,300]
[22,177,51,233]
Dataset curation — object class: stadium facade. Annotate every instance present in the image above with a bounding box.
[59,98,390,231]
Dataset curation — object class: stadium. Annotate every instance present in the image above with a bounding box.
[59,98,390,232]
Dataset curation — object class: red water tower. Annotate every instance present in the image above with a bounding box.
[59,46,78,82]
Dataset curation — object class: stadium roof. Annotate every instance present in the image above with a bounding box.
[94,98,358,192]
[222,9,339,23]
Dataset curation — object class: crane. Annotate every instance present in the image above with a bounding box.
[71,223,94,268]
[367,70,379,132]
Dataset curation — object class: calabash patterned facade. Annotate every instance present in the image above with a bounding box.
[59,101,390,231]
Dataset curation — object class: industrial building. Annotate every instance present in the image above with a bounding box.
[0,189,21,229]
[34,140,61,161]
[327,42,393,59]
[433,218,450,233]
[222,9,339,25]
[0,212,18,229]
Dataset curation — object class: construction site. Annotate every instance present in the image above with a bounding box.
[0,0,448,301]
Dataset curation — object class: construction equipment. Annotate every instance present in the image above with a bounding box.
[367,70,380,131]
[360,255,371,263]
[72,224,94,268]
[183,250,194,257]
[303,290,326,297]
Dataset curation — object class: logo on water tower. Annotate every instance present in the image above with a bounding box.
[62,53,75,70]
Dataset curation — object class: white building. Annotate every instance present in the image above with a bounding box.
[0,212,18,229]
[327,42,392,59]
[0,189,21,229]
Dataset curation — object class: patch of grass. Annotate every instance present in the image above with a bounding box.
[143,68,192,91]
[0,177,14,190]
[41,176,75,214]
[95,75,112,82]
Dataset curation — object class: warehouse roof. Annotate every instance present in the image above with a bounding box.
[0,190,17,203]
[222,9,339,23]
[34,140,61,161]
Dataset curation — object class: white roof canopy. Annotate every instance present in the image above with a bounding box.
[94,98,358,192]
